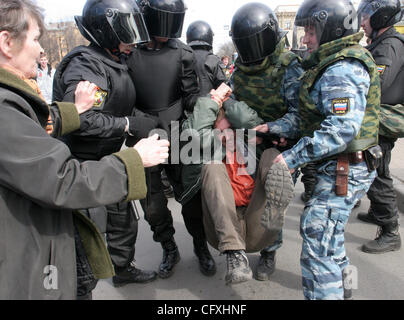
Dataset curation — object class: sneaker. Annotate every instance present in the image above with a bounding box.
[225,250,252,285]
[112,261,157,287]
[262,162,294,230]
[255,251,276,281]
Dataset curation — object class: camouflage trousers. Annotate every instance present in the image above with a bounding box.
[300,160,376,300]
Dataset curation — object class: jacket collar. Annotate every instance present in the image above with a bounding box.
[302,32,364,70]
[366,27,400,51]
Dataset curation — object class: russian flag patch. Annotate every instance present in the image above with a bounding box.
[377,65,386,75]
[331,98,350,115]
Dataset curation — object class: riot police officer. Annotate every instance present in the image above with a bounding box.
[186,20,227,95]
[357,0,404,254]
[269,0,381,299]
[228,2,303,283]
[53,0,159,292]
[127,0,214,279]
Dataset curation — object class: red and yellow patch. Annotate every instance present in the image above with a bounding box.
[94,89,108,108]
[377,65,386,75]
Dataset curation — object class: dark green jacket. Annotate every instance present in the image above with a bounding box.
[176,97,262,205]
[0,67,146,299]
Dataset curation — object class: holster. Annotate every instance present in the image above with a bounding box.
[335,154,349,196]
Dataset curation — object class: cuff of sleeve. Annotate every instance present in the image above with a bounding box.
[222,97,236,110]
[113,148,147,201]
[54,102,80,136]
[282,149,299,170]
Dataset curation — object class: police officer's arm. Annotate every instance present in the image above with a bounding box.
[181,46,200,112]
[60,56,128,138]
[282,60,370,170]
[48,81,97,137]
[372,39,404,93]
[266,59,303,139]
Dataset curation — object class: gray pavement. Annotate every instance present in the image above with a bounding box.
[94,139,404,300]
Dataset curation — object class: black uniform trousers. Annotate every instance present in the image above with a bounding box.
[106,201,138,271]
[367,135,399,226]
[140,165,206,245]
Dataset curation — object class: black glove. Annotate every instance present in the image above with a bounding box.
[125,116,158,147]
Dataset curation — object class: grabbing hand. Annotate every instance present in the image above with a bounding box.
[134,134,170,168]
[210,83,232,107]
[74,81,98,114]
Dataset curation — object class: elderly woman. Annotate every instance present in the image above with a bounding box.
[0,0,169,299]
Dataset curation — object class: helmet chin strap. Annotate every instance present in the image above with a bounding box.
[370,29,379,40]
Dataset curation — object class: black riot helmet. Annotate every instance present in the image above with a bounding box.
[186,20,214,48]
[137,0,187,38]
[295,0,360,46]
[358,0,403,32]
[75,0,150,51]
[230,2,287,64]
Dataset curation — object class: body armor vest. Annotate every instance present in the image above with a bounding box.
[299,33,381,153]
[232,41,298,123]
[193,48,213,96]
[129,41,183,113]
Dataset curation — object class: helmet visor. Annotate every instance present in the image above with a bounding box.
[231,27,277,63]
[357,1,377,21]
[106,9,150,45]
[146,6,185,38]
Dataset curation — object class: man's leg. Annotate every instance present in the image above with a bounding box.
[181,192,216,276]
[106,201,157,287]
[301,161,375,300]
[359,136,401,253]
[140,168,179,279]
[245,148,292,280]
[201,163,252,284]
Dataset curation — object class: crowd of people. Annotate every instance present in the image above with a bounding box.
[0,0,403,300]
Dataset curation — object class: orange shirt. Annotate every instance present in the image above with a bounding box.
[224,151,255,207]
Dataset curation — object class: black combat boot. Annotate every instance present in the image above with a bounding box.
[300,191,311,203]
[159,238,181,278]
[112,261,157,287]
[193,240,216,276]
[255,250,276,281]
[357,210,378,225]
[362,221,402,254]
[225,250,252,285]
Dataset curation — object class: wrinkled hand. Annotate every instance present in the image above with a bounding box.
[253,124,269,134]
[74,81,98,114]
[273,154,295,174]
[215,83,232,100]
[210,83,232,107]
[134,134,170,168]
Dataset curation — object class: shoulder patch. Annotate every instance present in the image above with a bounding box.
[377,65,386,75]
[94,88,107,108]
[331,98,350,115]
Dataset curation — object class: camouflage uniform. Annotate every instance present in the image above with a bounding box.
[231,38,303,254]
[280,33,381,299]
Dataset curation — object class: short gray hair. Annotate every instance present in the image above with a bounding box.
[0,0,45,43]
